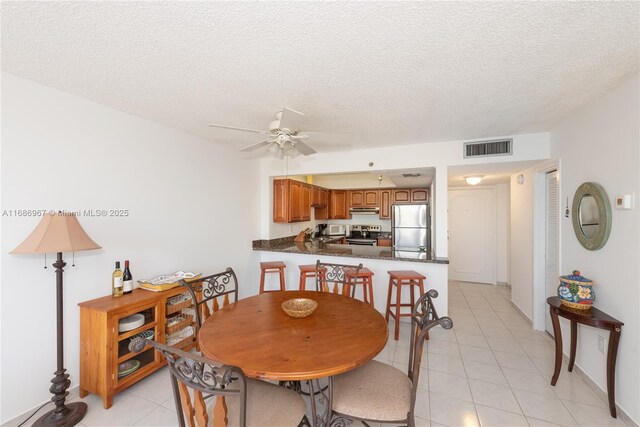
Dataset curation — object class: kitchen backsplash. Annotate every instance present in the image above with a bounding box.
[324,214,391,231]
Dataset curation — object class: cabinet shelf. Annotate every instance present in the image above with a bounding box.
[117,321,158,342]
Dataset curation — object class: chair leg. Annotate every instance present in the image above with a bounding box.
[259,269,266,294]
[367,276,374,307]
[385,276,393,322]
[299,272,306,291]
[280,268,286,291]
[394,280,402,340]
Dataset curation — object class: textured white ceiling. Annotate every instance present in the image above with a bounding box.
[2,2,638,153]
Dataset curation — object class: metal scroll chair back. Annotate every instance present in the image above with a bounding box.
[180,268,238,329]
[407,290,453,417]
[315,260,363,298]
[129,337,246,427]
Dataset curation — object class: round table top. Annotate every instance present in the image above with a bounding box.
[198,290,388,381]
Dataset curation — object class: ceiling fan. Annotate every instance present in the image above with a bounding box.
[209,108,324,158]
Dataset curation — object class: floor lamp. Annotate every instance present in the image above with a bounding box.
[11,212,101,427]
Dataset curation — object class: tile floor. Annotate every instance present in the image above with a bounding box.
[6,281,629,427]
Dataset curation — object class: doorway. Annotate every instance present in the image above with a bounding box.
[448,188,496,284]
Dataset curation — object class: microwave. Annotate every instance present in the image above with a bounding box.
[327,224,346,236]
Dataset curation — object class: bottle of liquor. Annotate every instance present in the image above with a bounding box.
[112,261,123,297]
[123,260,133,294]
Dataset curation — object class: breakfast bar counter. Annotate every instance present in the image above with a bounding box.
[253,237,449,264]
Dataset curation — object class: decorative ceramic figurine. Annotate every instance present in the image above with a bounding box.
[557,270,596,310]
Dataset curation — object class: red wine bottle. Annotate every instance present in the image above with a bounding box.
[123,260,133,294]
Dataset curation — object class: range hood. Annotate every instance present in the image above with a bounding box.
[349,207,380,215]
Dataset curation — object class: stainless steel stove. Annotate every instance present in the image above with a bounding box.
[346,225,381,246]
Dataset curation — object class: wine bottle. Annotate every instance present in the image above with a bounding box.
[112,261,123,297]
[123,260,133,294]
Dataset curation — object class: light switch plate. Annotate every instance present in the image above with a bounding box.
[615,194,634,210]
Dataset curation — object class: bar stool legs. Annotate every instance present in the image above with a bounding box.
[260,261,286,294]
[385,270,426,340]
[345,267,375,306]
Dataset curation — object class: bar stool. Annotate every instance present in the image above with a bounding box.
[344,267,375,306]
[259,261,286,294]
[298,264,327,290]
[385,270,426,340]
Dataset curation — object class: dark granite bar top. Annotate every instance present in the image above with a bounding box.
[253,237,449,264]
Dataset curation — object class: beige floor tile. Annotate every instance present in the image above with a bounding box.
[512,389,577,426]
[427,339,462,358]
[492,350,538,373]
[550,372,608,408]
[81,393,158,426]
[428,326,458,343]
[455,331,490,348]
[485,335,526,355]
[462,360,509,386]
[478,323,513,338]
[429,370,473,402]
[470,308,500,319]
[414,388,431,420]
[468,379,522,414]
[526,417,567,426]
[132,406,177,426]
[429,393,480,427]
[426,352,467,377]
[561,400,627,427]
[127,368,174,404]
[459,344,498,365]
[475,404,529,427]
[502,367,556,397]
[415,416,430,426]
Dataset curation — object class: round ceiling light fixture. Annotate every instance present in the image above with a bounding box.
[464,176,484,185]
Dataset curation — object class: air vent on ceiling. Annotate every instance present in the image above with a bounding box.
[464,139,512,158]
[402,173,421,178]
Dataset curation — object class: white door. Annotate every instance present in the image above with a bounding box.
[545,170,560,335]
[448,188,496,284]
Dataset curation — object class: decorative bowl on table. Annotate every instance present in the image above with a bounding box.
[557,270,596,310]
[282,298,318,318]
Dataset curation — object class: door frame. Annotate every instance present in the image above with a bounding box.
[448,186,497,285]
[532,160,562,331]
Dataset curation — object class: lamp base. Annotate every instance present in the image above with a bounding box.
[32,402,87,427]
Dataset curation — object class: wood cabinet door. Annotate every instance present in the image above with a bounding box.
[289,181,302,222]
[349,190,364,207]
[377,238,392,247]
[301,184,311,221]
[311,187,321,207]
[380,190,391,219]
[393,189,411,203]
[273,179,289,223]
[364,190,379,207]
[320,189,329,207]
[411,188,429,202]
[330,190,348,219]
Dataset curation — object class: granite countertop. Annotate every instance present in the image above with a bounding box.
[253,237,449,264]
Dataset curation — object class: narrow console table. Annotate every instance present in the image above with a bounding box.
[547,296,623,418]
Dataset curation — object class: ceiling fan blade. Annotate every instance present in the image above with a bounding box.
[278,107,305,133]
[240,139,275,152]
[209,124,271,135]
[293,141,317,156]
[289,133,309,139]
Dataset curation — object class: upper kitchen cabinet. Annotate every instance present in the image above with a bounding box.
[349,190,379,208]
[380,190,392,219]
[273,179,312,223]
[329,190,349,219]
[392,188,430,204]
[311,187,328,208]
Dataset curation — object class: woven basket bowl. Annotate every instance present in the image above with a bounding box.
[281,298,318,318]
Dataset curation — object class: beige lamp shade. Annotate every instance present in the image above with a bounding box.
[11,213,101,254]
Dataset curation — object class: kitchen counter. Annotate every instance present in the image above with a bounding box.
[253,237,448,264]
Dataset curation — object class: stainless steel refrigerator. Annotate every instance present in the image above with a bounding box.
[392,204,431,251]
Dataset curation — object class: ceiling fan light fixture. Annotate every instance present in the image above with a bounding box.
[464,176,484,185]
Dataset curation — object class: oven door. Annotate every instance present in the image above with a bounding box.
[346,239,378,246]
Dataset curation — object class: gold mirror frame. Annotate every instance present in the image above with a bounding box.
[572,182,612,251]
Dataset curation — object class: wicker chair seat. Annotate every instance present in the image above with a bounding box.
[332,360,412,422]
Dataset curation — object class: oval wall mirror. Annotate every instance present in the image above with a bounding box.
[572,182,612,250]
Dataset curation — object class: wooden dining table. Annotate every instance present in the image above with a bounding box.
[198,290,388,426]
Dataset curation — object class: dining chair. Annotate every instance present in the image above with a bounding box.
[315,260,363,297]
[328,290,453,427]
[129,338,308,427]
[180,267,238,329]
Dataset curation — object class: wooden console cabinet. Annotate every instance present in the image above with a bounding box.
[78,287,196,409]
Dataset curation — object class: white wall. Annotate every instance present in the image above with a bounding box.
[510,74,639,423]
[0,73,261,423]
[261,132,551,261]
[550,74,639,424]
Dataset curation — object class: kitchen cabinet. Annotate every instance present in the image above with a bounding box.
[349,190,365,207]
[364,190,379,207]
[377,238,392,247]
[311,186,328,208]
[273,179,313,223]
[392,188,430,204]
[329,190,349,219]
[380,190,392,219]
[301,184,311,221]
[78,287,196,409]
